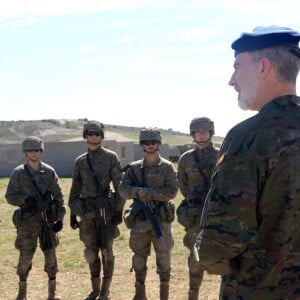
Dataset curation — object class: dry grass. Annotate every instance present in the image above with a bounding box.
[0,178,220,300]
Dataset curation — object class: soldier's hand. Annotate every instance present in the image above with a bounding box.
[138,188,152,202]
[24,196,36,208]
[111,211,123,225]
[52,220,63,233]
[70,215,79,230]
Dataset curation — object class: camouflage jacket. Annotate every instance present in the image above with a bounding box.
[119,155,178,204]
[68,146,124,213]
[196,95,300,299]
[177,143,219,203]
[5,160,66,221]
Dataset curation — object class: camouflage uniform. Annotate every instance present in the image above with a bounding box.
[177,143,219,295]
[5,137,65,300]
[69,145,124,299]
[119,128,178,299]
[196,96,300,299]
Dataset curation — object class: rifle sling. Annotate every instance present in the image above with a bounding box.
[86,153,103,195]
[24,164,54,250]
[192,150,209,189]
[86,154,108,250]
[24,164,46,199]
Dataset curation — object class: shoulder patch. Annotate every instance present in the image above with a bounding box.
[217,153,226,166]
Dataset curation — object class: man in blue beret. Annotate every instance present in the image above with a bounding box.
[195,25,300,299]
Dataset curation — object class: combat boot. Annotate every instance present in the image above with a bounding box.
[133,282,147,300]
[84,277,100,300]
[16,281,27,300]
[99,277,112,300]
[188,288,199,300]
[160,281,169,300]
[47,280,61,300]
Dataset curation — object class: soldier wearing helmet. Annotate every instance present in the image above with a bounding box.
[119,128,178,300]
[139,128,162,145]
[177,118,219,300]
[5,136,65,300]
[69,120,125,300]
[83,120,105,139]
[22,136,44,152]
[189,117,215,148]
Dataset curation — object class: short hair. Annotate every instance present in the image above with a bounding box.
[250,46,300,84]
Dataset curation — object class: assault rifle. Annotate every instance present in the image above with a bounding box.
[86,154,108,253]
[36,193,54,251]
[94,194,108,251]
[123,165,163,239]
[131,199,163,239]
[24,164,53,251]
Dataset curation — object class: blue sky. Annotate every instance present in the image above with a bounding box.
[0,0,299,137]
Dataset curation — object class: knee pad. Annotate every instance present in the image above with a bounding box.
[102,250,114,262]
[132,254,147,272]
[84,248,98,264]
[17,261,32,275]
[188,254,201,274]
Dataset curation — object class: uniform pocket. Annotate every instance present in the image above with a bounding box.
[123,208,135,229]
[12,208,22,228]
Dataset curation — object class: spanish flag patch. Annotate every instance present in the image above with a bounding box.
[217,153,225,166]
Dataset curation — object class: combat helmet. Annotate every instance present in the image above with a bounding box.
[190,117,215,135]
[83,120,105,139]
[22,136,44,152]
[139,128,162,144]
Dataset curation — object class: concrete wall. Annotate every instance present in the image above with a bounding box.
[0,140,135,178]
[0,140,179,178]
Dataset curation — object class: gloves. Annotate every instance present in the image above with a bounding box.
[70,215,79,230]
[24,196,36,208]
[52,220,63,233]
[138,188,152,202]
[111,211,123,225]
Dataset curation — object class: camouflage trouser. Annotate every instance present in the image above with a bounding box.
[15,218,59,281]
[79,217,119,278]
[130,220,174,284]
[183,224,204,291]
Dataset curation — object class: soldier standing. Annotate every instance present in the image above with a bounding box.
[176,117,219,300]
[119,128,178,300]
[69,120,125,300]
[195,26,300,299]
[5,136,65,300]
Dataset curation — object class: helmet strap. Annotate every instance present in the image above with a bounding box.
[194,136,211,148]
[87,140,101,149]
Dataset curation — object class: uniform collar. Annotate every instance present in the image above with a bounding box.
[260,95,300,112]
[141,155,162,167]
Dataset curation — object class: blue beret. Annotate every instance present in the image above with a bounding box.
[231,25,300,57]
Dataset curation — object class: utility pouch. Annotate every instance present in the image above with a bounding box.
[49,202,58,222]
[123,207,135,229]
[176,199,201,228]
[70,198,85,217]
[12,208,22,228]
[158,201,175,223]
